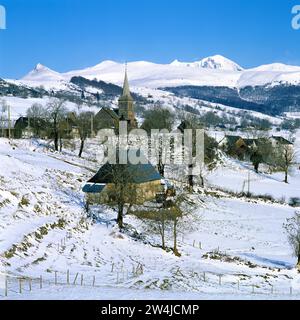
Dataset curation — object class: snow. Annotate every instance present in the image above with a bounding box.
[2,97,101,121]
[207,156,300,203]
[22,63,65,82]
[15,55,300,89]
[250,63,300,72]
[170,55,244,72]
[0,138,300,300]
[198,55,244,71]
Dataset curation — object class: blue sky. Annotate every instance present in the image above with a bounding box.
[0,0,300,78]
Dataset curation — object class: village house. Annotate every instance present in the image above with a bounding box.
[220,134,294,160]
[269,136,293,150]
[0,119,15,138]
[82,154,164,205]
[14,117,34,139]
[219,135,248,159]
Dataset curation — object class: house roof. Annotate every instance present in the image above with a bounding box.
[271,136,293,145]
[82,183,106,193]
[88,162,162,184]
[87,150,162,185]
[224,135,243,145]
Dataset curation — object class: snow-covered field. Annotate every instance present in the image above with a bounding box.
[206,130,300,202]
[0,137,299,300]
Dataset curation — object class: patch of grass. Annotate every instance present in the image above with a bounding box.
[0,198,10,208]
[19,195,30,207]
[32,256,46,264]
[4,246,17,259]
[33,204,42,214]
[10,191,19,197]
[50,218,67,229]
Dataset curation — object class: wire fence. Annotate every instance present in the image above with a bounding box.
[1,234,298,299]
[1,264,299,299]
[0,262,145,299]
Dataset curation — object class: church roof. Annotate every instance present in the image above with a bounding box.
[102,107,119,121]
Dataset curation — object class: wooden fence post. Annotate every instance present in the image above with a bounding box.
[40,275,42,289]
[55,271,58,285]
[93,276,95,287]
[5,276,8,297]
[290,287,293,295]
[219,275,222,285]
[111,263,114,272]
[67,270,70,285]
[80,274,83,286]
[29,278,32,292]
[237,280,240,290]
[199,241,202,249]
[73,273,79,285]
[117,272,119,284]
[203,272,206,282]
[19,278,22,294]
[193,240,195,247]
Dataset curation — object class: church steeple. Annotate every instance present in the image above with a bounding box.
[121,66,133,100]
[118,65,136,128]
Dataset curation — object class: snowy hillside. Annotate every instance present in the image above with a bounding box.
[1,138,300,300]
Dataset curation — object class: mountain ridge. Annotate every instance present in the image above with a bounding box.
[17,55,300,89]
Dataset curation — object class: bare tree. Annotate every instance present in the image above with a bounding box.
[75,111,94,158]
[178,115,218,189]
[134,207,172,250]
[46,98,67,151]
[0,99,8,137]
[274,145,296,183]
[106,163,137,229]
[284,212,300,267]
[26,103,48,136]
[141,107,175,176]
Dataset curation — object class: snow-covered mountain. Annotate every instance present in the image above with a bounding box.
[170,55,243,71]
[198,55,244,71]
[18,55,300,89]
[22,63,64,82]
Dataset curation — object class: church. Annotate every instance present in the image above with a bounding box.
[82,69,164,205]
[94,69,138,131]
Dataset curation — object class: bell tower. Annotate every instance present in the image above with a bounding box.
[118,66,137,128]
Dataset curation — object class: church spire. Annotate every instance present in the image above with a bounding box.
[121,63,133,100]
